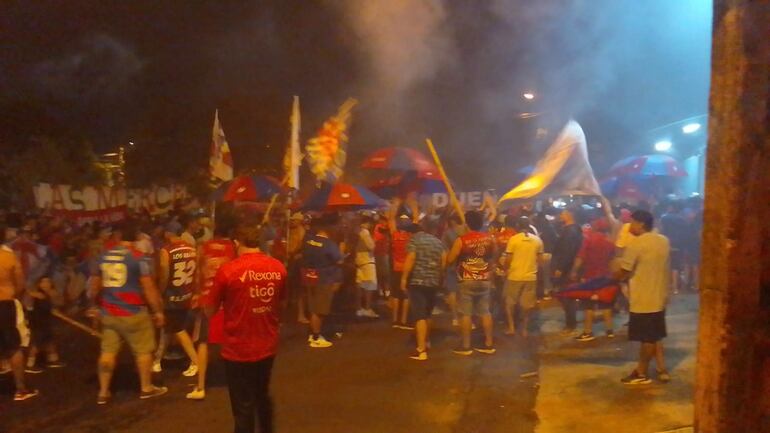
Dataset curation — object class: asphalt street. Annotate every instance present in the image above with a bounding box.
[2,303,541,433]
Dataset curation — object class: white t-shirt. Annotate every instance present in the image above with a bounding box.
[505,232,544,282]
[620,232,671,313]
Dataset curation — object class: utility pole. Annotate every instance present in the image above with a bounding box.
[695,1,770,432]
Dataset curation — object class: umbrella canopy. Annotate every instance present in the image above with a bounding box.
[301,183,387,211]
[361,147,437,172]
[608,154,687,177]
[212,175,285,202]
[600,176,650,200]
[370,170,446,198]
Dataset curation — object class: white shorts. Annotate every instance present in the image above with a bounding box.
[356,263,378,291]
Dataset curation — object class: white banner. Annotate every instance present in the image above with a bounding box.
[33,183,188,215]
[428,190,498,209]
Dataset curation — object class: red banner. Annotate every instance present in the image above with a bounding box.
[51,206,128,226]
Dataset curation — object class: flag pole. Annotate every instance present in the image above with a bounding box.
[425,138,465,224]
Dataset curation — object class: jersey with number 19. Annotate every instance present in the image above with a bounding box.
[162,241,197,310]
[98,246,151,317]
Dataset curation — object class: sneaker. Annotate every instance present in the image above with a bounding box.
[657,370,671,383]
[0,366,10,375]
[25,366,44,374]
[431,307,443,316]
[392,322,400,329]
[309,336,333,348]
[182,363,198,377]
[364,309,380,318]
[621,371,652,385]
[14,389,39,401]
[298,317,310,324]
[46,361,66,368]
[186,387,206,400]
[606,330,615,339]
[399,323,414,330]
[409,350,428,361]
[453,346,473,356]
[152,360,162,373]
[575,332,595,342]
[355,308,366,317]
[334,332,344,339]
[140,386,169,400]
[97,393,111,405]
[542,294,553,301]
[451,319,459,327]
[474,345,497,355]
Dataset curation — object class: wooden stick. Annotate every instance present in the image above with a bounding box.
[425,138,465,224]
[51,309,102,338]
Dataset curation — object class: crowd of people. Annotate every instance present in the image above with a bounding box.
[0,194,703,431]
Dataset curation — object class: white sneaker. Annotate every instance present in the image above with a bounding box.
[451,319,459,327]
[431,307,443,316]
[186,388,205,400]
[182,364,198,377]
[355,308,366,317]
[364,309,379,318]
[309,336,333,348]
[152,360,162,373]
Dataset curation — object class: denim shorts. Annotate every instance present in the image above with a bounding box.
[457,280,492,316]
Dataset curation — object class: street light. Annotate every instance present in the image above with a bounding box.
[522,92,535,100]
[682,123,701,134]
[655,140,673,152]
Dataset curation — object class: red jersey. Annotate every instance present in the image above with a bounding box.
[199,239,236,299]
[390,230,411,272]
[495,228,517,250]
[577,231,615,280]
[205,252,287,362]
[162,240,197,309]
[373,223,389,257]
[456,231,495,281]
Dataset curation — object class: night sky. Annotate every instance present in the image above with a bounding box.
[0,0,712,189]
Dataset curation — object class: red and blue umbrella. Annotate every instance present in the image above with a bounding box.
[370,170,447,198]
[212,175,286,202]
[600,176,650,200]
[300,183,387,211]
[608,154,687,178]
[361,147,437,172]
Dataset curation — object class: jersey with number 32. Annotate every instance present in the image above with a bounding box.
[162,241,197,309]
[98,246,151,317]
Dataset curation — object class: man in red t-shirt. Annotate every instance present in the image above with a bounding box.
[203,220,286,433]
[570,217,617,341]
[187,218,236,400]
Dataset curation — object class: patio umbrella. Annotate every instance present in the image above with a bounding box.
[608,154,687,178]
[369,170,447,198]
[361,146,437,172]
[300,182,387,211]
[212,175,286,202]
[600,176,650,201]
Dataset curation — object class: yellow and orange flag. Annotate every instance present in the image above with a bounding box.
[306,98,357,184]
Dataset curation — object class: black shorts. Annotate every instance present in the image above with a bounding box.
[628,310,667,343]
[191,310,209,343]
[408,285,439,321]
[390,272,407,300]
[0,300,25,354]
[164,309,190,334]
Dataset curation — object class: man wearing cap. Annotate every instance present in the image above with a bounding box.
[355,213,379,318]
[615,210,671,385]
[401,216,446,361]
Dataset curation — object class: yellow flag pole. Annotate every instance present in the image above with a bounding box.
[425,138,465,224]
[262,173,290,226]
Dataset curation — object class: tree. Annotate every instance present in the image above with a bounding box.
[695,1,770,432]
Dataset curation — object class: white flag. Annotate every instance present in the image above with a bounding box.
[499,120,600,204]
[209,109,234,182]
[283,96,301,190]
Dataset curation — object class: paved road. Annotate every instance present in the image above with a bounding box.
[2,306,540,433]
